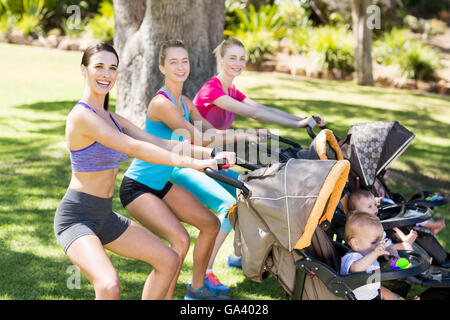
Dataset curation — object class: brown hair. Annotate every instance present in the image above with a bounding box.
[344,211,382,244]
[213,37,245,59]
[81,43,119,110]
[158,39,187,66]
[347,189,373,212]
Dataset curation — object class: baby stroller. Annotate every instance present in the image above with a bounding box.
[254,121,449,298]
[205,159,430,300]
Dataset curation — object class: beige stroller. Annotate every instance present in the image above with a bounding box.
[205,158,430,300]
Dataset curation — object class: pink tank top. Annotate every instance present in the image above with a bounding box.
[193,76,246,130]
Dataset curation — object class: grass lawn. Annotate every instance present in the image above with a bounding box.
[0,43,449,300]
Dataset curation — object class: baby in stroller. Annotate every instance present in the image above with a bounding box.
[347,189,418,251]
[341,212,419,300]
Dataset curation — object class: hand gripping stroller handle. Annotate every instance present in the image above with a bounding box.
[205,168,250,196]
[214,153,260,171]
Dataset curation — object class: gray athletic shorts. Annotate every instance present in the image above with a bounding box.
[54,189,131,253]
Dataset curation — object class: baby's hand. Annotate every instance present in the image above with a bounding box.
[375,239,390,257]
[375,197,382,207]
[407,229,418,244]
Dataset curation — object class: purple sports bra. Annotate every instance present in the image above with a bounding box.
[70,102,128,172]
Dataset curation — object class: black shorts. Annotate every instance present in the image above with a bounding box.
[54,189,131,253]
[120,176,173,207]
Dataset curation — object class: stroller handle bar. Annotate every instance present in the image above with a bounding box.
[205,167,250,196]
[270,125,316,145]
[306,126,316,139]
[270,134,302,148]
[235,156,261,171]
[248,141,290,162]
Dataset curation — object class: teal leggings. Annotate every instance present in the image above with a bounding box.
[170,167,238,233]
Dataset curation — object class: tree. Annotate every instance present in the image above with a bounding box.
[113,0,225,128]
[351,0,374,85]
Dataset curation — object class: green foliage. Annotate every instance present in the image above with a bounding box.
[225,0,246,31]
[374,28,441,81]
[287,27,311,54]
[0,4,18,36]
[84,0,114,43]
[225,4,286,68]
[276,0,311,29]
[373,28,409,65]
[15,0,46,36]
[0,0,23,14]
[397,41,441,81]
[61,16,86,39]
[308,25,354,74]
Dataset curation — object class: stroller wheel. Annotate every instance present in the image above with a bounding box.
[420,288,450,301]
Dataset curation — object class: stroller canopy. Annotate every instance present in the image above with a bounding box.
[339,121,415,189]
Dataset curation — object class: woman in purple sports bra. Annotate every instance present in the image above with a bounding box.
[54,43,232,300]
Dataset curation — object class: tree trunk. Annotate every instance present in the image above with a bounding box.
[113,0,225,128]
[310,0,329,25]
[351,0,374,86]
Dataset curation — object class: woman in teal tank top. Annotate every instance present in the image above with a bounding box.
[121,40,269,296]
[119,40,237,300]
[123,87,189,190]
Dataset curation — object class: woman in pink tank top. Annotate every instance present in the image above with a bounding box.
[193,38,326,285]
[194,37,326,131]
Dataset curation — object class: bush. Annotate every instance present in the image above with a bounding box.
[373,28,408,65]
[374,28,441,81]
[16,0,47,36]
[287,26,312,54]
[277,0,311,29]
[278,0,312,55]
[61,15,86,39]
[225,4,286,68]
[83,0,114,43]
[308,25,354,75]
[1,0,47,36]
[398,41,441,81]
[0,1,18,37]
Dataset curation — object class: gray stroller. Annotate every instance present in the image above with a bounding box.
[205,159,430,299]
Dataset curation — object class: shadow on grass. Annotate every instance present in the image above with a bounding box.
[230,276,288,300]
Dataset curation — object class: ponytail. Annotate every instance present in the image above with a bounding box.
[104,92,109,110]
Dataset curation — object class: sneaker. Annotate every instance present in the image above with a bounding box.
[184,284,231,300]
[205,273,230,293]
[226,254,242,269]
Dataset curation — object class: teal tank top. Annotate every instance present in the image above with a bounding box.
[124,88,190,190]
